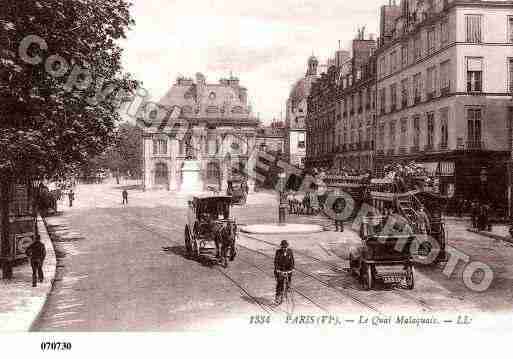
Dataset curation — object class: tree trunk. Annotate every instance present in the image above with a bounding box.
[1,176,13,279]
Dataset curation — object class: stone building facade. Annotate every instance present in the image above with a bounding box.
[255,125,286,154]
[374,0,513,204]
[142,73,259,192]
[285,56,319,168]
[306,35,377,172]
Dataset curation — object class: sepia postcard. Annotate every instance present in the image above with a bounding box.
[1,0,513,356]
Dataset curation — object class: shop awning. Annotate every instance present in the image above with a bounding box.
[437,161,455,176]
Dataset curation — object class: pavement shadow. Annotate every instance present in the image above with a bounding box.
[162,246,218,267]
[241,295,275,308]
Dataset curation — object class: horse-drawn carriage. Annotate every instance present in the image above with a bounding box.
[349,215,415,290]
[184,195,238,267]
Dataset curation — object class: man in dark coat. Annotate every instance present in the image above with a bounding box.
[274,240,295,304]
[122,189,128,205]
[333,197,345,232]
[470,201,479,228]
[25,235,46,287]
[68,189,75,207]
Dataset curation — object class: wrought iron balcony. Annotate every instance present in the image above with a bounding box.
[439,142,448,150]
[410,145,419,153]
[399,147,407,154]
[466,141,484,150]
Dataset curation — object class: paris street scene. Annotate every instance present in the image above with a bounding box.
[1,0,513,334]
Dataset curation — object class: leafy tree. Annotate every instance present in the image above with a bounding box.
[0,0,137,278]
[82,122,143,184]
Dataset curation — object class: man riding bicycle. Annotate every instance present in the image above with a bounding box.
[274,240,295,304]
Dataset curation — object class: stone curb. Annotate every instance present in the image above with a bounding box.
[466,228,513,244]
[240,223,324,235]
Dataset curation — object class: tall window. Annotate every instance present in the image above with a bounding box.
[466,14,482,43]
[426,112,434,149]
[153,138,167,155]
[390,83,397,111]
[379,88,386,114]
[390,120,396,150]
[440,19,449,45]
[414,33,422,60]
[413,73,421,103]
[466,57,483,92]
[427,66,435,99]
[509,17,513,43]
[440,108,449,149]
[380,57,386,78]
[427,27,436,54]
[390,51,395,73]
[413,116,420,149]
[401,45,408,67]
[440,60,451,93]
[400,118,408,148]
[467,108,482,148]
[366,87,372,109]
[378,124,385,150]
[509,58,513,93]
[401,78,409,108]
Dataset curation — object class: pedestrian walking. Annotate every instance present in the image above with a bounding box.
[122,189,128,205]
[25,235,46,287]
[417,207,431,235]
[68,189,75,207]
[332,197,345,232]
[470,200,479,228]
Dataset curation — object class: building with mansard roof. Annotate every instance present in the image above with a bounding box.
[285,56,321,168]
[142,73,259,191]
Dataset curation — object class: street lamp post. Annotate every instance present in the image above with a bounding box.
[278,172,287,225]
[480,167,488,203]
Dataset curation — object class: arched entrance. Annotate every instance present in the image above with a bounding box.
[154,163,169,188]
[206,161,221,189]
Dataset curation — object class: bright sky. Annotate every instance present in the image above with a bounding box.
[120,0,383,123]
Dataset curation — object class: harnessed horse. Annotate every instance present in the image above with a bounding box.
[212,221,237,267]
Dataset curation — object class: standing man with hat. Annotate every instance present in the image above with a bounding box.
[274,240,295,304]
[25,235,46,287]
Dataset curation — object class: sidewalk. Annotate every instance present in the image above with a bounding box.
[0,215,56,332]
[467,224,513,244]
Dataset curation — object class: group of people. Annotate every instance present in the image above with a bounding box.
[470,201,492,231]
[287,193,321,216]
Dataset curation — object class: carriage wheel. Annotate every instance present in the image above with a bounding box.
[406,265,415,290]
[362,264,373,290]
[184,227,192,257]
[360,264,369,290]
[192,237,199,258]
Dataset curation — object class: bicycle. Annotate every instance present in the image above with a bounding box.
[275,270,294,311]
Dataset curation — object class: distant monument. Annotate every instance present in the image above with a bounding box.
[180,134,203,193]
